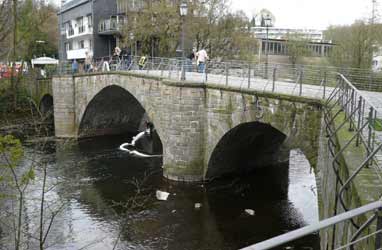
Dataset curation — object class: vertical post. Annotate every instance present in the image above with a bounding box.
[225,62,229,86]
[180,15,186,81]
[265,25,269,79]
[247,63,251,89]
[299,67,303,96]
[323,71,327,99]
[349,89,355,131]
[272,66,276,92]
[376,209,382,250]
[367,107,374,167]
[356,97,362,147]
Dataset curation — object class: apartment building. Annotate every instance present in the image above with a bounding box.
[58,0,118,61]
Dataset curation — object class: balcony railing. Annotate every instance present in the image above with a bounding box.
[78,25,85,34]
[98,16,126,35]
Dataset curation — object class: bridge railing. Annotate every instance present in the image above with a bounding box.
[55,56,382,101]
[240,200,382,250]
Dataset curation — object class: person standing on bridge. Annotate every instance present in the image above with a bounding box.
[195,48,209,73]
[71,59,78,74]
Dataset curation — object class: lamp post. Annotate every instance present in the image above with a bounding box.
[264,14,272,79]
[180,1,188,80]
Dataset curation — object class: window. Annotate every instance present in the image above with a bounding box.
[87,15,92,28]
[65,42,72,51]
[89,40,92,50]
[77,17,84,33]
[80,40,85,49]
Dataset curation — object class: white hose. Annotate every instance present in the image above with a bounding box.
[119,130,162,158]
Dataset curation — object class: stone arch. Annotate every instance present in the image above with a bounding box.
[206,121,287,180]
[77,84,159,143]
[39,94,54,118]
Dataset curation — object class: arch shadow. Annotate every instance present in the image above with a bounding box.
[39,94,54,120]
[78,85,162,154]
[206,121,287,180]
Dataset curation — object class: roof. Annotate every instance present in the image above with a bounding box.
[31,57,59,67]
[58,0,90,14]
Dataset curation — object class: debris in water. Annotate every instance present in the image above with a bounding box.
[171,210,176,213]
[244,209,255,216]
[156,190,170,201]
[194,203,202,209]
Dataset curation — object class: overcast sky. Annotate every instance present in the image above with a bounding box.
[54,0,376,30]
[230,0,375,30]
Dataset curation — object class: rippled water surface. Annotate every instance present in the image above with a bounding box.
[0,134,319,250]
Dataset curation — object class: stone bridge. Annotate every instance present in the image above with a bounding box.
[51,72,322,181]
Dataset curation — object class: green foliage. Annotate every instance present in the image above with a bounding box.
[119,0,256,60]
[0,135,23,168]
[324,21,376,69]
[285,34,311,65]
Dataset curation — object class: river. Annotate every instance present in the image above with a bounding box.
[0,133,319,250]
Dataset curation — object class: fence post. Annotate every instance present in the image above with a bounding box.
[272,66,276,92]
[299,67,303,96]
[225,62,229,86]
[376,209,382,250]
[323,71,327,99]
[349,89,355,131]
[247,63,251,89]
[367,107,374,167]
[356,97,362,147]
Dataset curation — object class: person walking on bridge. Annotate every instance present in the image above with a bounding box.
[195,48,209,73]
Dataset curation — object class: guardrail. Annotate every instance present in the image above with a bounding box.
[240,200,382,250]
[56,56,382,93]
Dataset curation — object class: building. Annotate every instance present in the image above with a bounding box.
[251,26,324,42]
[58,0,120,61]
[251,26,334,63]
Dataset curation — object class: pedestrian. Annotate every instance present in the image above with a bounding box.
[195,48,209,73]
[71,59,78,74]
[84,51,92,72]
[138,55,147,70]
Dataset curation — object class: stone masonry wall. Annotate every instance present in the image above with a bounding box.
[53,72,322,182]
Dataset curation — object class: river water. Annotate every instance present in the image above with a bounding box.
[0,133,319,250]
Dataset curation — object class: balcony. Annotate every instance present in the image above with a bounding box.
[98,15,126,35]
[66,25,92,39]
[67,48,92,60]
[78,25,85,34]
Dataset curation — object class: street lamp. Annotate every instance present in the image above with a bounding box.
[263,14,272,79]
[180,1,188,80]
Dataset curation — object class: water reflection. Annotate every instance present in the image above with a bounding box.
[0,134,319,250]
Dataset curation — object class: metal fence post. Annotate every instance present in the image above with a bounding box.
[367,107,374,167]
[248,63,251,89]
[225,62,229,86]
[299,67,303,96]
[349,89,355,131]
[356,97,362,147]
[272,66,276,92]
[376,209,382,249]
[323,71,327,99]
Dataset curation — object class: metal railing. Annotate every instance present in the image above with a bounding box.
[56,56,334,100]
[240,200,382,250]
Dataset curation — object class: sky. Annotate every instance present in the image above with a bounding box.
[231,0,375,30]
[54,0,376,30]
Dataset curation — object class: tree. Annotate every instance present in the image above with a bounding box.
[119,0,257,60]
[285,34,311,65]
[325,21,376,69]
